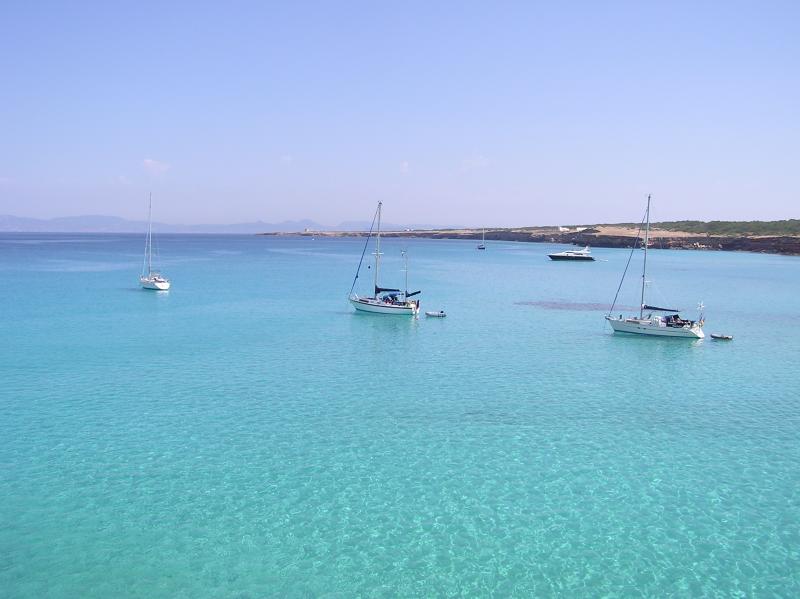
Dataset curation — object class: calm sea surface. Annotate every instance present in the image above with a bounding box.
[1,233,799,597]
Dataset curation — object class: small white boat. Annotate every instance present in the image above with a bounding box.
[425,310,446,318]
[348,202,420,315]
[140,193,170,291]
[548,246,594,261]
[477,229,486,250]
[711,333,733,340]
[606,195,704,339]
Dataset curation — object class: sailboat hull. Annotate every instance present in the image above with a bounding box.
[349,296,418,315]
[140,276,171,290]
[606,316,704,338]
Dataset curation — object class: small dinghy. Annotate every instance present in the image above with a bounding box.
[425,310,446,318]
[710,333,733,340]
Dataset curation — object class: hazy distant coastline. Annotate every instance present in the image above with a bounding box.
[4,214,799,255]
[0,214,455,234]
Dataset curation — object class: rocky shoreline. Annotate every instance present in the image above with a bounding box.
[262,227,800,256]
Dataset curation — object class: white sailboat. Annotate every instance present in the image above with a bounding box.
[477,228,486,250]
[139,193,171,291]
[605,195,704,338]
[348,202,420,315]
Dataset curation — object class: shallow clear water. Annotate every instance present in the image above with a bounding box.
[1,233,799,597]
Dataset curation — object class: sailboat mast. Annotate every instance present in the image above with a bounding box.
[640,194,651,318]
[403,250,408,297]
[142,193,152,277]
[147,193,153,276]
[374,201,382,297]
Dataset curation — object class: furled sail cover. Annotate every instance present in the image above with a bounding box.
[375,286,401,294]
[405,290,421,298]
[643,304,680,312]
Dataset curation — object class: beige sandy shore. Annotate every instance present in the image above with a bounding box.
[593,226,698,238]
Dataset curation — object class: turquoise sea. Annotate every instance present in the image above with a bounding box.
[2,233,799,597]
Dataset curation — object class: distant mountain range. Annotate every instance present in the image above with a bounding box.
[0,215,455,234]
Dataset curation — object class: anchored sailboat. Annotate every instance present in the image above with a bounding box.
[477,228,486,250]
[348,202,420,315]
[139,193,171,291]
[605,195,704,338]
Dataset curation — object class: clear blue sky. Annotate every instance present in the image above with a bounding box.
[1,1,798,226]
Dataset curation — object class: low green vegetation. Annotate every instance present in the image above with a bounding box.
[651,220,800,236]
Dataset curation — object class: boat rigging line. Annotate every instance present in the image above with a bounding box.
[349,204,380,295]
[607,205,648,316]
